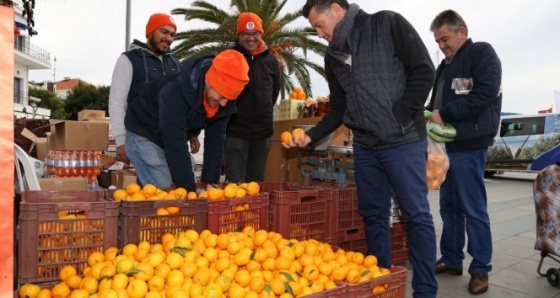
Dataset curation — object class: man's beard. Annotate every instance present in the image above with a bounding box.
[148,37,169,55]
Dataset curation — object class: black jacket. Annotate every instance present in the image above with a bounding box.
[227,41,281,139]
[426,39,502,152]
[307,10,435,149]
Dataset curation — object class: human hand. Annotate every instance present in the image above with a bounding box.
[429,110,444,125]
[281,130,312,149]
[190,137,200,153]
[115,145,130,166]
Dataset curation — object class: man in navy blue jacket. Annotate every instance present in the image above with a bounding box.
[124,50,250,191]
[426,10,502,295]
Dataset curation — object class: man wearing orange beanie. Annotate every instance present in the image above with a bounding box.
[109,13,180,167]
[225,12,281,183]
[125,50,250,191]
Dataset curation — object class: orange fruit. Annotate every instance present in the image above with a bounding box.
[363,255,378,268]
[65,274,82,289]
[346,268,361,284]
[125,183,141,195]
[51,282,71,298]
[19,284,41,298]
[280,131,293,146]
[59,265,77,282]
[165,206,180,214]
[147,275,165,292]
[234,269,251,287]
[36,288,52,298]
[112,189,127,201]
[81,276,99,295]
[269,278,286,295]
[134,262,155,281]
[246,182,260,196]
[187,191,198,199]
[127,279,148,298]
[174,187,188,199]
[291,128,306,143]
[207,187,224,201]
[193,269,211,286]
[142,184,157,197]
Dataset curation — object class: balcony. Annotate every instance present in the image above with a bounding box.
[14,37,51,70]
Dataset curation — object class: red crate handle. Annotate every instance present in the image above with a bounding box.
[54,202,92,212]
[295,190,320,202]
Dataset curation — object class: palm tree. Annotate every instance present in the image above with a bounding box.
[171,0,327,99]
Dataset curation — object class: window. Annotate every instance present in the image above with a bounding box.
[501,116,545,137]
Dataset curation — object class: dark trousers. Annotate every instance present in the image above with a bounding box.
[354,139,438,297]
[224,136,271,182]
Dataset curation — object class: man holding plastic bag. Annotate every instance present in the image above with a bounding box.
[425,10,502,295]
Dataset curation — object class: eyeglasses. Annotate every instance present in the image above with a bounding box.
[240,31,262,39]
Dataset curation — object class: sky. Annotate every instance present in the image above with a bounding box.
[26,0,560,114]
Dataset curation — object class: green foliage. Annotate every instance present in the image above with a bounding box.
[28,87,68,119]
[171,0,327,99]
[63,82,109,120]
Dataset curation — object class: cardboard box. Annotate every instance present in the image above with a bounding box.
[111,170,137,189]
[78,109,107,121]
[38,177,88,190]
[20,128,49,161]
[275,99,304,121]
[52,120,109,151]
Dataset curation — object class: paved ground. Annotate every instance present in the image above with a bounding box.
[400,172,560,297]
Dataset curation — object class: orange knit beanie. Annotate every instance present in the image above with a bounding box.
[236,12,264,35]
[146,13,177,38]
[205,50,250,100]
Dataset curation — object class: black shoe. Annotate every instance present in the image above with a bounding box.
[469,273,489,294]
[435,259,463,275]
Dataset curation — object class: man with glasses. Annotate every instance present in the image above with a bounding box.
[224,12,281,183]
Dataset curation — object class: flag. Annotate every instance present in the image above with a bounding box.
[538,106,553,114]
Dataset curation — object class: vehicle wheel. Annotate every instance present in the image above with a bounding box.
[546,268,560,288]
[484,171,497,178]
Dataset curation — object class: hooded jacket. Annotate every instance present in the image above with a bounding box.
[125,55,236,190]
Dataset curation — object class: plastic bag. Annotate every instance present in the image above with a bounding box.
[426,137,450,190]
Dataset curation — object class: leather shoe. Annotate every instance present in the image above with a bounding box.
[435,259,463,275]
[469,273,489,294]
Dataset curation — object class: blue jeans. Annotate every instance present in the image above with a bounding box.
[225,136,271,182]
[354,139,438,297]
[126,130,173,190]
[439,148,492,274]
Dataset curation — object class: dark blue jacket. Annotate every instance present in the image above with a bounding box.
[125,55,236,190]
[427,39,502,153]
[123,39,180,103]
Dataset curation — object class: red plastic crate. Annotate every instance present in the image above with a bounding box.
[265,183,331,241]
[116,196,208,247]
[390,222,409,264]
[207,193,269,234]
[324,186,364,241]
[17,190,119,285]
[333,223,409,264]
[345,266,407,298]
[305,281,346,297]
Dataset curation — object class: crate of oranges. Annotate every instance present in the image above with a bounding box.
[345,265,407,298]
[204,182,270,235]
[17,189,119,285]
[108,183,208,248]
[260,182,331,242]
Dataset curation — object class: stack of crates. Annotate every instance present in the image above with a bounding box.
[261,182,331,242]
[17,190,119,285]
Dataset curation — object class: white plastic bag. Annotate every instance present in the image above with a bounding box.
[426,137,450,190]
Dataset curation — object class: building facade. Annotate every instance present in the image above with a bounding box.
[13,0,51,119]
